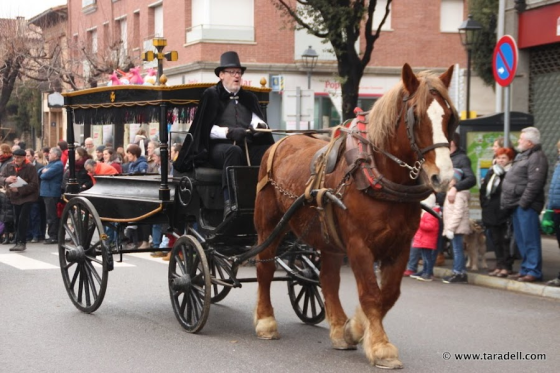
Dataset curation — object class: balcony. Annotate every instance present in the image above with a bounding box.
[186,24,254,44]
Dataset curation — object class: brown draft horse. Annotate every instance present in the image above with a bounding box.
[253,64,457,369]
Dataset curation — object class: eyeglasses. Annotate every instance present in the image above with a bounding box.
[223,70,243,77]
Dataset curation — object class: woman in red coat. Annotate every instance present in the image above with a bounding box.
[410,194,441,282]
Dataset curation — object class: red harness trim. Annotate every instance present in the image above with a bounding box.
[353,111,383,190]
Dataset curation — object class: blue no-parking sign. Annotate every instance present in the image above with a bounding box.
[493,35,518,87]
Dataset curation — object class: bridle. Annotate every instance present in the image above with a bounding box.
[368,88,456,180]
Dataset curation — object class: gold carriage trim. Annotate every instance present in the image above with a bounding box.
[99,204,163,223]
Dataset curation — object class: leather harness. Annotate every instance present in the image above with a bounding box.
[256,91,452,252]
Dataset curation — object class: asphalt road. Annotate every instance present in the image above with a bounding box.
[1,246,559,373]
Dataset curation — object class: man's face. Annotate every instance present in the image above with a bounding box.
[96,150,103,160]
[25,151,33,163]
[85,141,94,149]
[220,69,243,92]
[13,155,25,167]
[148,142,155,156]
[49,150,59,162]
[517,133,533,152]
[85,164,95,174]
[126,151,135,162]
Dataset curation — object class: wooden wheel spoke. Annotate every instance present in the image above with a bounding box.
[83,264,98,301]
[84,260,102,285]
[179,293,188,315]
[70,264,80,289]
[77,265,85,303]
[294,285,305,304]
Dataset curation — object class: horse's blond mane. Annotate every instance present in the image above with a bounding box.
[366,70,455,149]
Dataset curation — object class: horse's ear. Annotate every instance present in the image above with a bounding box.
[439,65,454,88]
[401,63,419,95]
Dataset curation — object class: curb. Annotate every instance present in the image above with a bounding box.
[433,267,560,300]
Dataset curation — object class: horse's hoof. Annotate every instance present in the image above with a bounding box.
[332,338,357,350]
[374,358,404,370]
[255,316,280,340]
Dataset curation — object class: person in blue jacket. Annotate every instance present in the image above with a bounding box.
[38,147,64,244]
[546,140,560,287]
[126,144,148,174]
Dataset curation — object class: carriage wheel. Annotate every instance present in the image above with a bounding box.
[208,254,238,303]
[286,251,325,324]
[168,235,211,333]
[58,197,110,313]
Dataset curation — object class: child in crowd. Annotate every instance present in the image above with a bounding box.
[442,168,472,284]
[408,194,441,282]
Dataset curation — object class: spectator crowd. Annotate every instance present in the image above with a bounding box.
[0,136,181,258]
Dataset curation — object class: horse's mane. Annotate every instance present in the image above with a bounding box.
[366,70,455,150]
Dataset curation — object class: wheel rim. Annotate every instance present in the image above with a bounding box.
[58,197,109,313]
[287,252,325,324]
[209,254,237,304]
[168,235,211,333]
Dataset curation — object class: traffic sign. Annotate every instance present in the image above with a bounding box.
[493,35,518,87]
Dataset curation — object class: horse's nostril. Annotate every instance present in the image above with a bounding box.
[431,174,441,186]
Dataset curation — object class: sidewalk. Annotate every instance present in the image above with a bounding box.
[434,236,560,300]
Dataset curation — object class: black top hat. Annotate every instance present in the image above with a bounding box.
[214,51,246,77]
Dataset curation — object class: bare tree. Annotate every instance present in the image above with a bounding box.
[272,0,391,120]
[0,13,139,128]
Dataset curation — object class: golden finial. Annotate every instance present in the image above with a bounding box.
[260,77,267,88]
[159,74,168,86]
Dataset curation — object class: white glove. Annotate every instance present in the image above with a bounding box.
[444,230,455,240]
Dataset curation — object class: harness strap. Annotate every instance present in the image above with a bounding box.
[315,188,345,252]
[304,126,343,201]
[256,136,290,194]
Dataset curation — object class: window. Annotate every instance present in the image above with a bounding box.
[115,17,128,62]
[82,0,97,14]
[372,0,392,31]
[154,5,163,37]
[440,0,464,32]
[133,12,140,50]
[187,0,254,44]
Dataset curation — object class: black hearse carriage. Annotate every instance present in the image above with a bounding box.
[60,83,324,332]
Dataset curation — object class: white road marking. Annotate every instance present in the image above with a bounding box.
[0,251,167,271]
[126,252,169,265]
[50,252,136,268]
[0,254,58,270]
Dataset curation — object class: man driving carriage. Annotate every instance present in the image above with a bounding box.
[173,51,274,218]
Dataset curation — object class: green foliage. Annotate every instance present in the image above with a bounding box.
[6,84,42,135]
[469,0,499,87]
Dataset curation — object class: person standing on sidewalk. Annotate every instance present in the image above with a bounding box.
[0,149,39,251]
[480,147,516,277]
[501,127,548,283]
[442,168,472,284]
[38,147,64,245]
[409,194,441,282]
[545,140,560,287]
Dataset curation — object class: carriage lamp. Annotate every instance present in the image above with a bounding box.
[142,38,178,85]
[301,46,318,89]
[458,14,482,119]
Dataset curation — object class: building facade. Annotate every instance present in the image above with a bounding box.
[61,0,492,140]
[506,0,560,170]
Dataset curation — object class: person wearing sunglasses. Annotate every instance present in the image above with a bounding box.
[174,51,274,218]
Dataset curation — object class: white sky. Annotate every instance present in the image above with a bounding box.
[0,0,66,19]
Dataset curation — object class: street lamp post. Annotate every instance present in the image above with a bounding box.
[458,14,482,119]
[301,46,318,89]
